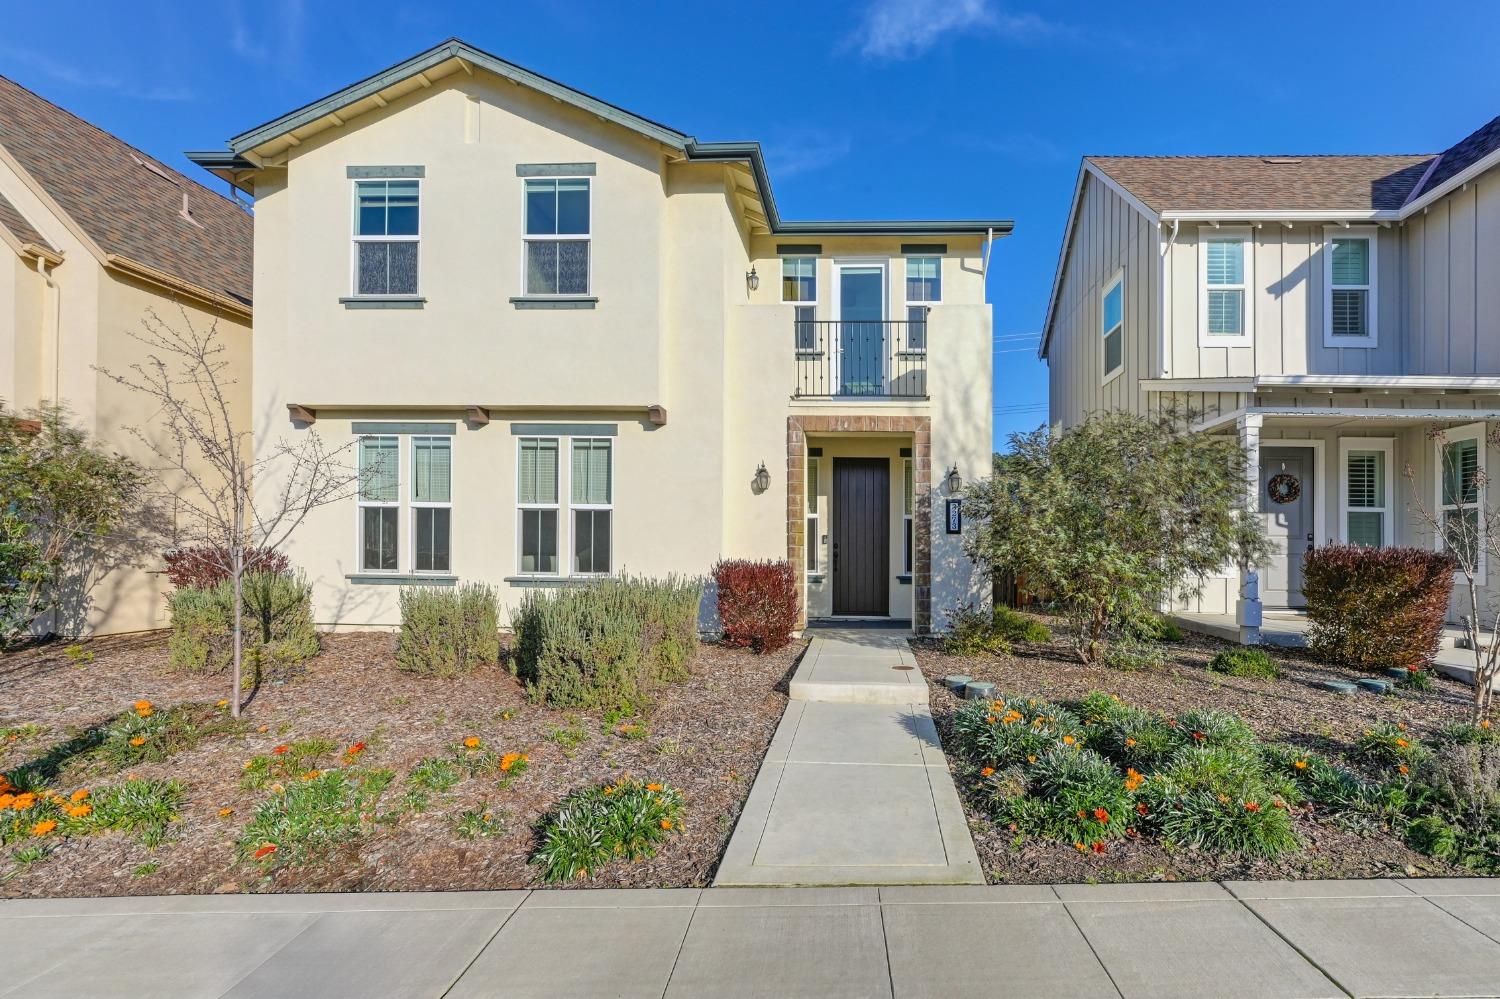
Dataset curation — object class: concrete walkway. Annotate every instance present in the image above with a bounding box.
[7,879,1500,997]
[715,628,983,886]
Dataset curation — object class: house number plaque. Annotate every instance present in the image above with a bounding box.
[945,498,963,534]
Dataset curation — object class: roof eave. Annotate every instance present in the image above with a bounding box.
[1160,209,1401,222]
[1400,145,1500,217]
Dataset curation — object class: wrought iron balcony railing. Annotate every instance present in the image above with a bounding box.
[793,319,928,399]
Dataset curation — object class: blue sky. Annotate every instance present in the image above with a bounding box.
[4,1,1498,450]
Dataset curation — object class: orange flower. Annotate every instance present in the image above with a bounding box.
[1396,722,1408,731]
[1216,793,1230,804]
[1135,803,1149,816]
[1076,809,1087,819]
[1243,801,1261,813]
[1191,731,1206,742]
[13,792,37,809]
[345,742,367,758]
[253,843,277,859]
[31,819,57,836]
[1026,754,1037,763]
[1294,759,1308,770]
[660,819,673,830]
[129,737,146,747]
[70,789,89,802]
[985,715,997,725]
[66,804,91,818]
[216,699,229,709]
[0,794,13,809]
[273,745,289,755]
[1124,738,1137,748]
[1482,720,1492,730]
[646,783,664,792]
[1062,736,1076,746]
[1398,765,1410,775]
[134,700,153,717]
[300,770,321,782]
[500,752,526,772]
[218,807,234,818]
[463,737,482,749]
[1123,768,1144,791]
[980,767,995,778]
[1091,842,1106,854]
[1093,807,1111,822]
[1074,842,1086,852]
[1394,738,1409,749]
[1272,800,1286,810]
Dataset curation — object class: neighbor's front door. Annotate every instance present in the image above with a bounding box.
[1260,448,1313,608]
[832,457,890,616]
[836,262,886,396]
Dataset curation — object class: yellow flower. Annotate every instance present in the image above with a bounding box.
[1062,736,1076,746]
[216,699,229,708]
[1294,759,1308,770]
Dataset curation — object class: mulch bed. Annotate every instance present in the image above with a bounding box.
[0,632,803,897]
[912,620,1479,885]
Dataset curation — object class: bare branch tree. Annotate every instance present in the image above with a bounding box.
[1404,426,1497,724]
[96,307,363,716]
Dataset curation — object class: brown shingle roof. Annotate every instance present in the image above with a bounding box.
[0,189,49,249]
[1086,154,1436,213]
[0,75,251,306]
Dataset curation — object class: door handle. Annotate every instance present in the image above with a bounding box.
[1306,532,1314,554]
[832,541,839,571]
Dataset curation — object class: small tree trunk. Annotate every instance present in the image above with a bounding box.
[231,497,245,719]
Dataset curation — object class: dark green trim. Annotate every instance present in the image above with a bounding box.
[340,296,425,309]
[185,150,254,170]
[510,423,617,437]
[346,574,458,586]
[808,447,823,456]
[901,243,947,254]
[899,447,912,458]
[503,575,602,587]
[509,296,597,310]
[777,243,822,255]
[347,165,425,178]
[352,421,457,435]
[517,163,597,177]
[896,574,913,585]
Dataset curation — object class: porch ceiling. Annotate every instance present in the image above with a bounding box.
[1194,406,1500,434]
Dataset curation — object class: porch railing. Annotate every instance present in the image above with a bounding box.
[793,320,928,399]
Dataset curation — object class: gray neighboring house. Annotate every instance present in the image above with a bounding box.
[1040,113,1500,641]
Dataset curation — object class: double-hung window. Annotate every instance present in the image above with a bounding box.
[903,457,914,575]
[1101,271,1124,381]
[353,180,419,296]
[411,437,452,573]
[806,456,821,574]
[358,436,400,572]
[1199,229,1252,344]
[1325,230,1377,346]
[1439,427,1484,573]
[517,438,561,574]
[1341,440,1392,547]
[524,178,590,295]
[571,439,613,575]
[783,257,818,352]
[904,257,940,351]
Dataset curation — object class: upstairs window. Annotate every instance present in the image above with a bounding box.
[354,180,420,296]
[524,178,590,295]
[1101,272,1124,381]
[783,257,818,352]
[905,257,940,351]
[1326,231,1377,346]
[1199,229,1252,344]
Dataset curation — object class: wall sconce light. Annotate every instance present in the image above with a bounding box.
[946,465,962,493]
[753,462,771,493]
[746,265,759,293]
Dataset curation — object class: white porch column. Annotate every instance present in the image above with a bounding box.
[1236,413,1264,645]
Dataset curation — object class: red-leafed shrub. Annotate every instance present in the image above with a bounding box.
[713,559,798,653]
[162,545,291,590]
[1303,545,1455,671]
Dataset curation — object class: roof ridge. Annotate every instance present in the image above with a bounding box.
[1086,152,1437,161]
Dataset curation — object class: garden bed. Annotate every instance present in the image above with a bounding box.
[914,619,1481,884]
[0,631,801,897]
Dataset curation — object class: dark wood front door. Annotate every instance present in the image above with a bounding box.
[832,457,890,616]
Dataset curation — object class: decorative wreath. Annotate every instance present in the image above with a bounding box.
[1267,473,1302,505]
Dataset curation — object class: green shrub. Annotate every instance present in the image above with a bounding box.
[950,694,1084,768]
[532,779,683,882]
[511,575,701,712]
[86,778,186,847]
[1424,736,1500,824]
[240,738,339,790]
[167,571,319,677]
[1072,693,1177,768]
[240,768,394,866]
[942,606,1010,656]
[1139,745,1298,856]
[394,584,500,677]
[1099,639,1167,672]
[1174,709,1257,753]
[1400,667,1436,692]
[1207,647,1280,679]
[1406,814,1460,860]
[1303,545,1454,671]
[992,606,1053,644]
[98,701,236,770]
[988,746,1132,844]
[1127,614,1185,643]
[1355,722,1432,772]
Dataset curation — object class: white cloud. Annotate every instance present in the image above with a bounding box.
[849,0,1060,61]
[0,44,192,101]
[765,131,855,178]
[228,0,307,69]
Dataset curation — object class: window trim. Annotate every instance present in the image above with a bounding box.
[355,434,402,575]
[1337,437,1394,547]
[903,255,940,354]
[1323,226,1379,348]
[569,437,614,577]
[1101,268,1125,385]
[1197,226,1254,346]
[521,176,593,298]
[806,455,821,576]
[350,178,421,300]
[1434,422,1486,584]
[409,435,453,576]
[902,456,914,575]
[516,436,562,577]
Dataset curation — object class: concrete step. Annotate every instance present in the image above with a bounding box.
[788,631,927,704]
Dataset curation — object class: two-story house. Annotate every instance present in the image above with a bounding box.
[0,75,253,637]
[1042,114,1500,642]
[189,39,1006,633]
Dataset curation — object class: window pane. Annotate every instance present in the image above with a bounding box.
[571,439,612,505]
[904,518,914,574]
[526,241,559,294]
[359,437,398,502]
[1331,238,1368,286]
[357,242,389,295]
[1347,511,1383,548]
[808,459,819,514]
[905,257,939,302]
[1346,451,1383,509]
[903,460,914,516]
[361,506,398,571]
[807,516,819,572]
[906,305,927,349]
[1444,507,1479,565]
[1207,289,1243,335]
[557,240,589,294]
[1443,439,1480,506]
[556,179,589,234]
[525,179,557,235]
[357,181,388,236]
[782,257,814,302]
[387,242,418,294]
[1331,289,1367,337]
[1206,239,1243,285]
[412,437,451,503]
[415,507,451,572]
[519,439,559,505]
[520,508,558,573]
[795,305,818,351]
[1103,282,1123,332]
[1104,328,1123,373]
[573,509,610,574]
[386,181,419,236]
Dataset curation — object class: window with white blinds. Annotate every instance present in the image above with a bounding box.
[1344,448,1386,547]
[411,437,452,573]
[1101,273,1124,379]
[1330,237,1371,338]
[1204,239,1245,336]
[358,436,400,572]
[518,438,560,575]
[1440,434,1483,570]
[571,439,613,575]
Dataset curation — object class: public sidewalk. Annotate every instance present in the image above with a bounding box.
[5,879,1500,997]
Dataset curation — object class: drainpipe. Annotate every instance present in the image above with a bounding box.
[1159,219,1179,378]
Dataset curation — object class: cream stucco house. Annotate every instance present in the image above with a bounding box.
[1041,113,1500,641]
[0,75,253,637]
[189,39,1006,633]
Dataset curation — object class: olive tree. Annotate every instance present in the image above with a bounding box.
[964,411,1269,663]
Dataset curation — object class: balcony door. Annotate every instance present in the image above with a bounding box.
[833,260,887,396]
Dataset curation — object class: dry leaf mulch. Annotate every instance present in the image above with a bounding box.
[912,622,1477,885]
[0,631,803,897]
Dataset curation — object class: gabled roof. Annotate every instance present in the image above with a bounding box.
[188,39,1011,240]
[0,74,252,309]
[1406,113,1500,206]
[1086,155,1435,214]
[0,189,49,250]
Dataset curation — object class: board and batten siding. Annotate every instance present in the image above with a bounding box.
[1047,174,1158,428]
[1401,165,1500,376]
[1163,224,1404,380]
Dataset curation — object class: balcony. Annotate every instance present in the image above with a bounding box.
[793,320,928,399]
